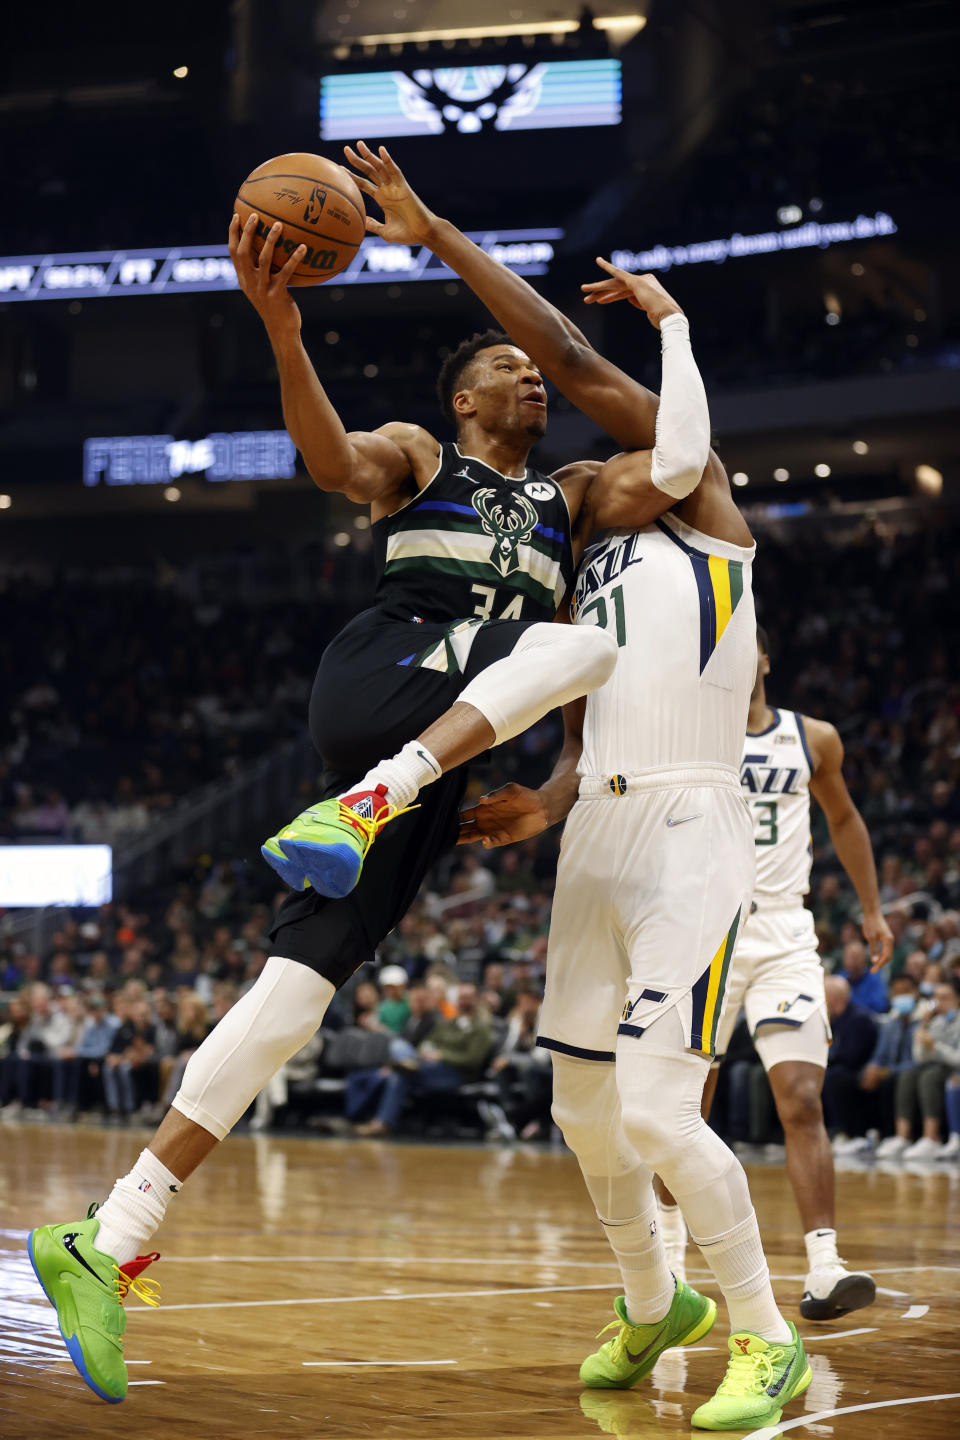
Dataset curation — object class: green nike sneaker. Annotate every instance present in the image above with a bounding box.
[262,784,412,897]
[28,1214,160,1404]
[691,1323,812,1430]
[580,1281,718,1390]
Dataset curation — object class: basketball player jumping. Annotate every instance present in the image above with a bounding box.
[333,147,813,1429]
[27,163,723,1402]
[655,627,893,1321]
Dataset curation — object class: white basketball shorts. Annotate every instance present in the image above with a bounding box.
[538,764,755,1063]
[714,901,831,1070]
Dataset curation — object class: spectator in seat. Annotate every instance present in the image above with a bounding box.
[376,966,411,1035]
[102,999,158,1119]
[0,996,31,1107]
[354,984,493,1137]
[839,940,889,1014]
[54,994,119,1117]
[8,985,78,1112]
[877,977,960,1160]
[479,988,553,1141]
[832,975,920,1154]
[159,994,213,1111]
[821,975,879,1143]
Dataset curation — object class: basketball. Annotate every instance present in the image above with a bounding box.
[233,152,366,286]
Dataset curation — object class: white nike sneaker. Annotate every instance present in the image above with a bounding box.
[656,1201,688,1278]
[937,1133,960,1161]
[833,1134,874,1157]
[902,1136,943,1161]
[875,1134,910,1159]
[800,1263,876,1321]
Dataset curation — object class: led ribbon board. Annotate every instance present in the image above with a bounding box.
[0,230,562,302]
[320,60,622,138]
[610,213,898,273]
[83,431,297,486]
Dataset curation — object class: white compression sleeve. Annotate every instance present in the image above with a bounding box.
[649,312,711,501]
[172,956,335,1140]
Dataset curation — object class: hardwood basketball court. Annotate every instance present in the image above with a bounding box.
[3,1123,958,1439]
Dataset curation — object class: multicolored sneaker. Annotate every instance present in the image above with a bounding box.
[261,785,411,897]
[800,1263,876,1320]
[580,1282,717,1390]
[27,1214,161,1404]
[690,1323,812,1430]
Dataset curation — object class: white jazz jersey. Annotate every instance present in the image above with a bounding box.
[572,512,757,773]
[741,708,814,904]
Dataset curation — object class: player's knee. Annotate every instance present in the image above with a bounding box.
[776,1074,824,1132]
[619,1093,681,1169]
[550,1059,619,1169]
[565,623,618,690]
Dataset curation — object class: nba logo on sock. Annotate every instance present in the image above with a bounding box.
[138,1179,152,1193]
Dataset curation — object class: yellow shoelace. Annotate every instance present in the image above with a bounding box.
[717,1347,782,1395]
[335,798,419,849]
[114,1264,162,1308]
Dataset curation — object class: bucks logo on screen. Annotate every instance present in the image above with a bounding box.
[471,487,538,577]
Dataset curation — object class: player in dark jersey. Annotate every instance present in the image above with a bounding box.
[25,161,723,1405]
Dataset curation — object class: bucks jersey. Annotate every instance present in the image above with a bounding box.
[572,512,756,773]
[372,443,573,625]
[741,709,814,902]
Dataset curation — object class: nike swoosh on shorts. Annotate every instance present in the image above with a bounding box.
[665,813,703,828]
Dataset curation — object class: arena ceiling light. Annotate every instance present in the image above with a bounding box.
[348,16,647,45]
[814,463,832,478]
[773,468,790,482]
[731,472,749,487]
[852,440,869,454]
[915,464,943,495]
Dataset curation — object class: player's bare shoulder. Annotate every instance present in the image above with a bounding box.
[800,714,843,775]
[550,459,602,529]
[371,422,441,485]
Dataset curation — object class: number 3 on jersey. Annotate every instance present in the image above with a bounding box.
[471,584,525,621]
[755,799,779,845]
[576,583,627,646]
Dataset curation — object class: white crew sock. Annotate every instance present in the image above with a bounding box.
[601,1195,676,1324]
[92,1147,182,1266]
[804,1226,840,1271]
[349,739,442,809]
[693,1211,792,1343]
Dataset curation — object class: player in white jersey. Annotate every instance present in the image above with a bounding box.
[463,268,813,1431]
[656,627,894,1320]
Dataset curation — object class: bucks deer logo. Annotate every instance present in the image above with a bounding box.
[471,487,538,577]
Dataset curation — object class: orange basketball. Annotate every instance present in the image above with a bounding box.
[234,152,366,286]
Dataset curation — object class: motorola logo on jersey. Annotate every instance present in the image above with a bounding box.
[524,480,556,501]
[471,486,538,577]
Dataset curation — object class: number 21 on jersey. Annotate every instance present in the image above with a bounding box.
[576,583,627,646]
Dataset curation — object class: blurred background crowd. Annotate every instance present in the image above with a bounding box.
[2,0,958,1165]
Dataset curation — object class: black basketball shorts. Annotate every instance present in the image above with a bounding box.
[268,607,538,989]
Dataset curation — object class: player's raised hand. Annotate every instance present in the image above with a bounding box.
[863,909,895,972]
[229,213,305,332]
[458,783,550,849]
[582,260,684,330]
[344,141,436,246]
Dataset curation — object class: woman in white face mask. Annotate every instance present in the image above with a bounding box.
[883,977,960,1161]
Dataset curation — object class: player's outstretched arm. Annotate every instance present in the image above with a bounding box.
[229,211,429,505]
[458,698,585,848]
[806,718,894,972]
[573,266,747,545]
[343,141,660,452]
